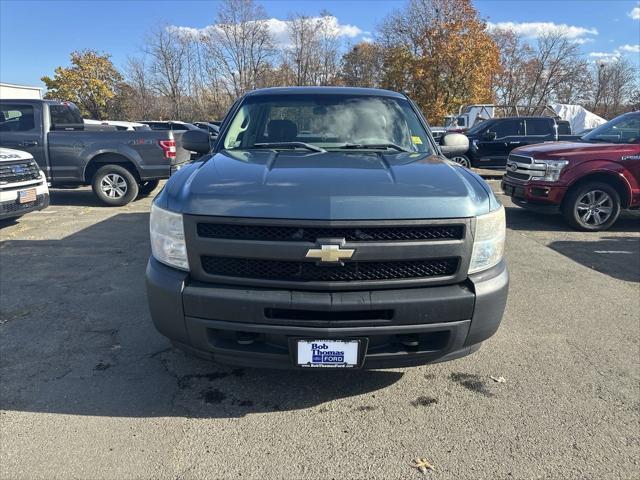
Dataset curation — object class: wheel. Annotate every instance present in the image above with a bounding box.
[562,182,621,231]
[450,155,471,168]
[138,179,160,197]
[92,164,139,206]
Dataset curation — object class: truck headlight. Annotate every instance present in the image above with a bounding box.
[150,203,189,271]
[534,159,569,182]
[469,206,506,274]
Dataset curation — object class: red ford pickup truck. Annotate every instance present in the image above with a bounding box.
[502,111,640,231]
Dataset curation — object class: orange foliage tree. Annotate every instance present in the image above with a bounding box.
[379,0,500,124]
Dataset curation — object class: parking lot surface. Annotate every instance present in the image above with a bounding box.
[1,183,639,479]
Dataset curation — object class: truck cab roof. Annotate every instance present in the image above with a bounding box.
[244,86,406,99]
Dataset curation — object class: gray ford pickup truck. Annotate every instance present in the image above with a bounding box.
[0,99,190,205]
[146,87,509,369]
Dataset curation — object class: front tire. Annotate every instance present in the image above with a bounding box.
[92,165,139,206]
[562,182,621,231]
[450,155,471,168]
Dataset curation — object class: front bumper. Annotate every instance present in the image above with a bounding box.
[501,177,567,209]
[146,257,509,369]
[0,178,50,220]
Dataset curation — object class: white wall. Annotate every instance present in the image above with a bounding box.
[0,83,43,99]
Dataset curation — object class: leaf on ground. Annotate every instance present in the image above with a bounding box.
[490,376,506,383]
[410,457,435,474]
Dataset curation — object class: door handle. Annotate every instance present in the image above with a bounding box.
[19,140,38,147]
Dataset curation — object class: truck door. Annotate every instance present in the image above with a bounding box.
[0,101,48,175]
[475,119,524,167]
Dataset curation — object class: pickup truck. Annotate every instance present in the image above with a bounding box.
[502,111,640,231]
[0,99,190,206]
[145,87,509,370]
[451,116,580,168]
[0,147,49,221]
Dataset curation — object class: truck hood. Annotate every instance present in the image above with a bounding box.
[0,147,34,162]
[163,149,495,220]
[512,141,637,163]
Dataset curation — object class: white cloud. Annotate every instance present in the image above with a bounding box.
[169,16,364,48]
[619,43,640,53]
[486,21,598,41]
[589,51,621,63]
[629,5,640,20]
[589,43,640,63]
[360,36,374,44]
[573,38,595,45]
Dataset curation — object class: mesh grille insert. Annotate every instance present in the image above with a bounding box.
[197,223,464,242]
[201,256,458,282]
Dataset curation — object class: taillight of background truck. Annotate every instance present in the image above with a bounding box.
[158,140,176,160]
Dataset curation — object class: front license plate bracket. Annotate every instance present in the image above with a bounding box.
[291,338,368,369]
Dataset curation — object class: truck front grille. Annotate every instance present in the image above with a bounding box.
[197,223,464,242]
[0,161,41,185]
[505,171,530,181]
[505,154,547,182]
[201,256,459,283]
[185,216,472,290]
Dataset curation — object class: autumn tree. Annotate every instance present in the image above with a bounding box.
[202,0,275,98]
[144,26,190,119]
[588,58,638,118]
[378,0,500,124]
[41,50,124,119]
[521,32,591,109]
[491,30,534,106]
[340,42,384,87]
[283,13,342,86]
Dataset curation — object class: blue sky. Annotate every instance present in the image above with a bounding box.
[1,0,639,88]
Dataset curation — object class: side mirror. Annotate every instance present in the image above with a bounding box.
[440,133,469,156]
[483,131,497,141]
[182,129,211,154]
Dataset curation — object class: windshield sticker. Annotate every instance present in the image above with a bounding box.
[412,135,423,145]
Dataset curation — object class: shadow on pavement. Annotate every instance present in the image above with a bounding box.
[49,188,104,207]
[549,236,640,283]
[0,213,403,419]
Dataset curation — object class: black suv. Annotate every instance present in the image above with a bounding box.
[451,117,579,168]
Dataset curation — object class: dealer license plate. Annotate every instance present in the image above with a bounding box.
[296,340,359,368]
[18,188,36,204]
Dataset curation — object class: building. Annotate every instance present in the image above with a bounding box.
[0,82,43,99]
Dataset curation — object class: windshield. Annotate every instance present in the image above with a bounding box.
[221,94,433,153]
[582,113,640,144]
[465,118,492,135]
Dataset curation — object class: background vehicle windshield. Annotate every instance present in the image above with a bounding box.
[582,113,640,144]
[465,118,493,135]
[221,94,433,153]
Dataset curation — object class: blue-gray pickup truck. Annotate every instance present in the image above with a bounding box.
[0,99,190,205]
[146,87,509,369]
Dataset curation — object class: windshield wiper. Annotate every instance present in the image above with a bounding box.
[334,143,410,152]
[252,142,326,153]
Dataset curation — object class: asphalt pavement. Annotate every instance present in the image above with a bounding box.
[1,183,638,479]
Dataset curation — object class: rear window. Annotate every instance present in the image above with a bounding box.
[145,122,170,130]
[525,118,551,136]
[49,103,83,127]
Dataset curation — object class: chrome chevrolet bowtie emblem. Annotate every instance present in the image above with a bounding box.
[305,244,355,263]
